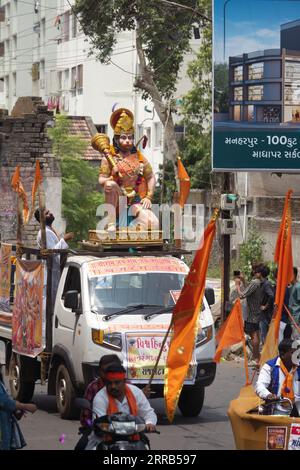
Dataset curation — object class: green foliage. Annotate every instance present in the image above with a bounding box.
[73,0,205,99]
[239,229,266,281]
[47,115,104,243]
[214,62,229,113]
[180,0,212,188]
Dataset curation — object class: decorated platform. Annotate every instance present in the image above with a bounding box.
[81,229,164,251]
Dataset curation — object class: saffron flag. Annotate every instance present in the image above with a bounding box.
[11,166,29,224]
[12,260,45,358]
[214,299,250,385]
[31,160,43,208]
[177,157,191,208]
[164,209,219,422]
[260,189,294,365]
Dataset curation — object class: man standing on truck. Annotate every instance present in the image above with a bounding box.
[34,208,74,304]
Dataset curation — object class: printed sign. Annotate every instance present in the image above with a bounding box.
[124,332,197,384]
[12,260,45,358]
[0,243,12,312]
[266,426,287,450]
[288,424,300,450]
[213,0,300,172]
[87,257,187,277]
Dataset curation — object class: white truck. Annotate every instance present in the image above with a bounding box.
[0,245,216,419]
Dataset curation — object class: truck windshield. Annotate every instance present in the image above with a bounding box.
[89,272,186,313]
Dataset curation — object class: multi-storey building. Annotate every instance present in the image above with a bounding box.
[229,19,300,124]
[0,0,200,177]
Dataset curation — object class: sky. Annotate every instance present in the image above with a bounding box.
[214,0,300,63]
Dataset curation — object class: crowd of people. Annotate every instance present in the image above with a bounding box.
[230,263,300,367]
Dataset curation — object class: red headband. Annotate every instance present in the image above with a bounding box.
[105,372,126,381]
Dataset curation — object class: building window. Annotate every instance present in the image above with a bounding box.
[247,105,255,121]
[77,64,83,89]
[233,66,243,82]
[5,39,10,55]
[96,124,107,133]
[12,35,17,59]
[12,72,16,96]
[248,85,263,101]
[233,105,241,121]
[234,87,243,101]
[263,106,280,123]
[57,71,62,91]
[41,18,46,45]
[5,75,9,97]
[62,10,70,42]
[0,7,5,22]
[285,84,300,105]
[248,62,264,80]
[63,69,69,90]
[71,14,77,38]
[0,42,4,57]
[71,66,76,89]
[40,60,45,89]
[145,128,151,147]
[154,122,162,148]
[285,62,300,81]
[174,124,185,142]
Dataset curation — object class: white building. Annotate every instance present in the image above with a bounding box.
[0,0,200,178]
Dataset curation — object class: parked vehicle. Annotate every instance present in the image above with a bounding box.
[0,244,216,419]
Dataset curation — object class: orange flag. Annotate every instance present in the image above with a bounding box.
[11,166,29,224]
[31,160,43,208]
[164,209,219,422]
[260,189,294,365]
[177,157,191,208]
[214,299,249,385]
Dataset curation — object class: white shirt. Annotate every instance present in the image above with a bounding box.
[255,357,300,400]
[37,226,68,305]
[93,384,157,425]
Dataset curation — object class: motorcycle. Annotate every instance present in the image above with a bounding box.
[75,398,159,450]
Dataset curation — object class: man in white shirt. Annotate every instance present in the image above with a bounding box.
[93,364,157,431]
[255,339,300,402]
[34,208,74,305]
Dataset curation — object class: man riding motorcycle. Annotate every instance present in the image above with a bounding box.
[85,364,157,449]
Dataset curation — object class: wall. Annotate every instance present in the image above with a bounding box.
[0,98,64,246]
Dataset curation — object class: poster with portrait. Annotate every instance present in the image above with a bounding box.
[124,331,197,384]
[12,260,45,358]
[0,243,12,312]
[266,426,287,450]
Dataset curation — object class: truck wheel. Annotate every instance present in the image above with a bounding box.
[55,363,78,419]
[178,384,205,417]
[8,354,35,402]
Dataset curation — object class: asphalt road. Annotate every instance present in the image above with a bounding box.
[0,348,247,450]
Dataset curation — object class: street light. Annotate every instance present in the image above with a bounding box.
[223,0,231,62]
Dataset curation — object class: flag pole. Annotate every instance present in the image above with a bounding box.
[148,318,174,387]
[38,186,46,250]
[16,197,23,257]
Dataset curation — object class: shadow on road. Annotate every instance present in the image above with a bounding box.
[32,393,58,413]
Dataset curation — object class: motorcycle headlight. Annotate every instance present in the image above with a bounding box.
[112,421,136,435]
[196,326,213,348]
[92,329,122,351]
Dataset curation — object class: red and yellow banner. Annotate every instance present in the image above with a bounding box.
[12,260,44,358]
[31,159,43,208]
[177,157,191,208]
[11,166,29,224]
[164,210,219,422]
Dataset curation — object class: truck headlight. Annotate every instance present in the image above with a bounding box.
[196,326,213,348]
[92,329,122,351]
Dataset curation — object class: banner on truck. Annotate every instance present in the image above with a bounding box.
[12,260,45,358]
[124,332,197,384]
[0,243,12,312]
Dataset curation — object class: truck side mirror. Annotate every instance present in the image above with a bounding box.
[64,290,79,311]
[205,287,215,306]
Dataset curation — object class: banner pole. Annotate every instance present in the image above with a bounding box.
[148,318,174,387]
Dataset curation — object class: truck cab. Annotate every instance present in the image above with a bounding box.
[49,253,216,419]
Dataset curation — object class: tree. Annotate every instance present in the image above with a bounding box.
[214,62,229,113]
[180,0,212,188]
[73,0,211,172]
[47,115,104,242]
